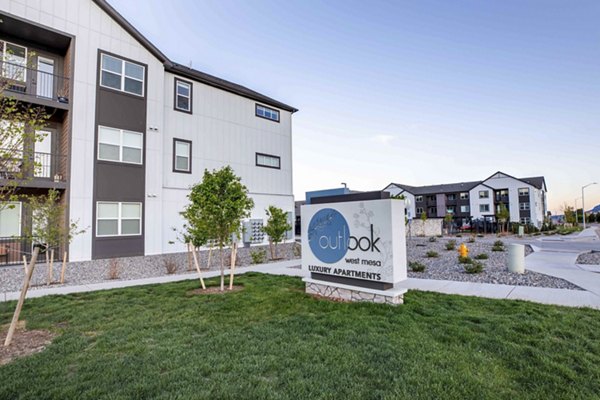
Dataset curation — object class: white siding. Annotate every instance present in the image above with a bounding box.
[469,184,494,220]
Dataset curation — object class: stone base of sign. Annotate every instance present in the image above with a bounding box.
[303,278,407,305]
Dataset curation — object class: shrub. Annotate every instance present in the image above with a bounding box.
[250,248,267,264]
[464,261,484,274]
[474,253,489,260]
[409,261,426,272]
[164,259,178,274]
[492,245,504,252]
[428,237,437,242]
[107,259,120,280]
[426,251,439,258]
[446,240,456,251]
[477,234,484,238]
[455,234,462,238]
[493,240,504,247]
[467,236,476,243]
[458,256,472,264]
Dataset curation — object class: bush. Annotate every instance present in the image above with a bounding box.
[464,261,484,274]
[492,245,504,252]
[164,259,178,274]
[426,251,439,258]
[493,240,504,247]
[446,240,457,251]
[250,249,267,264]
[409,261,426,272]
[455,234,462,238]
[107,259,120,280]
[458,256,472,264]
[428,237,437,242]
[467,236,476,243]
[474,253,489,260]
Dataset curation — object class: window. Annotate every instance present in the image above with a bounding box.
[255,104,280,122]
[427,195,436,202]
[96,202,142,237]
[416,207,423,215]
[479,190,489,199]
[173,139,192,173]
[460,205,470,213]
[415,196,423,202]
[256,152,280,169]
[100,53,145,96]
[480,204,490,213]
[1,41,27,82]
[460,192,469,200]
[520,202,530,211]
[428,207,437,215]
[519,188,529,196]
[446,206,455,214]
[447,194,456,201]
[98,126,143,164]
[0,202,21,236]
[520,217,531,224]
[174,79,192,112]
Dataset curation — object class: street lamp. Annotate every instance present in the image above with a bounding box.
[582,182,598,229]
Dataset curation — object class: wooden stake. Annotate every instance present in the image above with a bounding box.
[22,255,28,274]
[48,249,54,285]
[46,249,50,285]
[60,251,67,284]
[207,247,212,270]
[186,243,193,271]
[190,242,206,290]
[229,242,238,290]
[4,247,40,347]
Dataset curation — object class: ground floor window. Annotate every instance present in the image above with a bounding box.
[0,202,21,236]
[96,202,142,237]
[479,204,490,212]
[520,217,531,224]
[460,205,470,213]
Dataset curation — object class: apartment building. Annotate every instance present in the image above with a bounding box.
[384,172,547,228]
[0,0,296,263]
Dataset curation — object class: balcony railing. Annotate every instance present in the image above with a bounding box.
[0,60,70,104]
[0,148,67,182]
[0,236,61,266]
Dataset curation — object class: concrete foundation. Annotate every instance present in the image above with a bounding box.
[304,278,407,305]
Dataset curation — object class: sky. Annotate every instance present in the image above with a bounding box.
[109,0,600,214]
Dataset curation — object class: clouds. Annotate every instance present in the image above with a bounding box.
[372,134,396,145]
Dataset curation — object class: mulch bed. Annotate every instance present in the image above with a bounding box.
[0,321,56,365]
[187,285,244,295]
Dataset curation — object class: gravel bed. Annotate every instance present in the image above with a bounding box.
[576,251,600,266]
[407,237,582,290]
[0,242,300,293]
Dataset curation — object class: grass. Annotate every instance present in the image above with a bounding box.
[1,273,600,399]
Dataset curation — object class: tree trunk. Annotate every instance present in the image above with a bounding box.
[207,247,212,270]
[4,247,40,347]
[45,248,50,285]
[186,243,193,271]
[219,245,224,291]
[190,241,206,290]
[229,242,237,290]
[269,240,274,260]
[60,251,67,284]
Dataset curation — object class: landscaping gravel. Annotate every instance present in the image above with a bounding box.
[576,251,600,266]
[407,237,582,290]
[0,242,300,293]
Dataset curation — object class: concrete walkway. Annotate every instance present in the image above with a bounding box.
[4,252,600,310]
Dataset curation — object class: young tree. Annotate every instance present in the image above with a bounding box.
[1,53,51,209]
[263,205,291,260]
[444,213,454,235]
[562,203,576,225]
[185,166,254,291]
[496,203,510,233]
[420,211,427,222]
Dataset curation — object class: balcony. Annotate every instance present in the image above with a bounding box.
[0,236,62,266]
[0,148,67,189]
[0,60,70,108]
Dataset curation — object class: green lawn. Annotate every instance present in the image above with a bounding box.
[1,273,599,399]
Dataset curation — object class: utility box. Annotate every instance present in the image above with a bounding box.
[518,226,524,237]
[286,211,294,240]
[508,244,525,274]
[243,219,265,245]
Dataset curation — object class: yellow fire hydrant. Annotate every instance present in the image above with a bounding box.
[458,243,469,258]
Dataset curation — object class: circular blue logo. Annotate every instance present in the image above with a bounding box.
[308,208,349,263]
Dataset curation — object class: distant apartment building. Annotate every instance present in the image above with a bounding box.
[0,0,296,264]
[384,172,547,228]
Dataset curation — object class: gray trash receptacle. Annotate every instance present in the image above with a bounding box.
[508,244,525,274]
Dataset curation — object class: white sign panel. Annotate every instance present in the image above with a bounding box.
[301,199,407,285]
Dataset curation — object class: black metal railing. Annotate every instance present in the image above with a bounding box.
[0,236,61,266]
[0,60,70,104]
[0,148,67,182]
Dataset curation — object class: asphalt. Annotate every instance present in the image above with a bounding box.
[2,228,600,310]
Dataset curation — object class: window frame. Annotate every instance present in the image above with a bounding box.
[518,187,530,196]
[479,204,490,213]
[174,78,193,113]
[99,52,146,97]
[0,201,22,237]
[416,207,424,215]
[255,152,281,170]
[415,196,423,202]
[255,104,280,123]
[172,138,192,174]
[479,190,489,199]
[96,202,142,237]
[1,40,28,82]
[447,194,456,201]
[460,192,469,200]
[519,202,530,211]
[460,205,470,213]
[97,126,144,165]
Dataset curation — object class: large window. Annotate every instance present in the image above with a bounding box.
[520,202,530,211]
[460,192,469,200]
[255,104,280,122]
[100,53,145,96]
[416,207,423,215]
[519,188,530,196]
[460,205,470,213]
[98,126,143,164]
[1,41,27,82]
[478,190,489,199]
[520,217,531,224]
[96,202,142,237]
[174,79,192,112]
[447,194,456,201]
[479,204,490,213]
[256,152,280,169]
[415,196,423,202]
[173,139,192,173]
[0,202,21,237]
